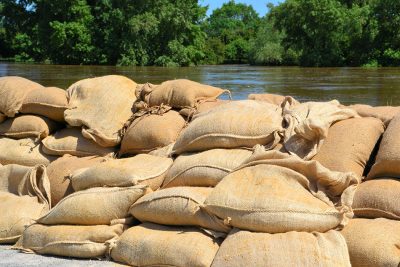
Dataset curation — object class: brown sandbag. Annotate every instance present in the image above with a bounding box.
[120,110,185,155]
[0,115,60,139]
[71,154,173,191]
[163,148,252,188]
[283,100,358,159]
[15,223,124,258]
[248,93,300,106]
[0,164,32,193]
[111,223,221,267]
[349,104,400,126]
[173,100,283,154]
[130,187,230,232]
[341,218,400,267]
[0,76,43,117]
[42,127,115,157]
[212,229,350,267]
[65,75,137,147]
[148,142,174,158]
[352,179,400,220]
[313,117,384,177]
[137,79,228,109]
[20,87,68,122]
[368,114,400,179]
[38,185,150,225]
[46,154,105,207]
[0,137,56,166]
[179,100,229,118]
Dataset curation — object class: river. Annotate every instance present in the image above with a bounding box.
[1,62,399,106]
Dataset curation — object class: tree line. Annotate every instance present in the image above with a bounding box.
[1,0,399,67]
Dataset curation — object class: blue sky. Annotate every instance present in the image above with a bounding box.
[200,0,281,16]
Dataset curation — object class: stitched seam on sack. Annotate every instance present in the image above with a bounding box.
[167,165,230,184]
[206,205,341,215]
[133,195,203,206]
[23,103,68,109]
[32,241,104,251]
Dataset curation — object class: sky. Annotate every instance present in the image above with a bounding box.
[200,0,281,16]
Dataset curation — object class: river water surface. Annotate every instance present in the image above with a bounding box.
[1,63,399,106]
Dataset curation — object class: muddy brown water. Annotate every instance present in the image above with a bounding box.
[1,62,400,106]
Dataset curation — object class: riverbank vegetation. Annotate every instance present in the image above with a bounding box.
[1,0,399,67]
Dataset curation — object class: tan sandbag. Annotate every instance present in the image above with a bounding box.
[38,185,150,225]
[0,76,43,117]
[20,87,68,122]
[46,154,105,207]
[65,75,137,147]
[163,148,252,188]
[0,115,60,139]
[349,104,400,126]
[248,93,300,106]
[341,218,400,267]
[120,110,185,155]
[313,117,384,177]
[368,114,400,179]
[0,164,32,193]
[138,79,228,109]
[42,127,115,157]
[148,143,174,158]
[352,179,400,220]
[212,229,350,267]
[0,137,56,166]
[15,223,124,258]
[173,100,283,154]
[130,187,230,232]
[111,223,221,267]
[179,100,229,118]
[283,100,358,159]
[71,154,173,191]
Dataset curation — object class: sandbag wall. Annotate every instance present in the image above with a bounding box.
[0,75,399,266]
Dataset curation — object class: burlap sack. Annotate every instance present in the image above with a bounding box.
[352,179,400,219]
[15,223,124,258]
[0,164,32,193]
[368,114,400,179]
[120,110,185,155]
[179,100,229,118]
[283,100,358,159]
[38,185,150,225]
[0,76,43,117]
[42,128,115,157]
[212,229,350,267]
[46,154,105,207]
[130,187,230,232]
[313,117,384,177]
[163,148,252,188]
[349,104,400,126]
[204,149,358,233]
[148,143,175,158]
[173,100,283,154]
[0,115,60,139]
[20,87,68,122]
[248,93,300,106]
[111,223,221,267]
[137,79,229,109]
[341,218,400,267]
[71,154,173,191]
[65,75,137,147]
[0,137,56,166]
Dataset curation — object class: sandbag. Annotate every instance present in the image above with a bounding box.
[111,223,220,267]
[137,79,228,109]
[248,93,300,106]
[120,110,185,155]
[130,187,230,232]
[0,137,56,166]
[313,117,384,177]
[0,115,60,139]
[42,127,115,157]
[349,104,400,126]
[341,218,400,267]
[15,223,124,258]
[148,142,174,158]
[71,154,173,191]
[173,100,283,154]
[163,148,252,188]
[65,75,137,147]
[38,185,150,225]
[283,100,358,159]
[204,149,358,233]
[0,76,43,117]
[0,164,32,193]
[46,154,105,207]
[0,113,6,123]
[352,179,400,219]
[212,229,350,267]
[20,87,68,122]
[368,114,400,179]
[179,100,229,118]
